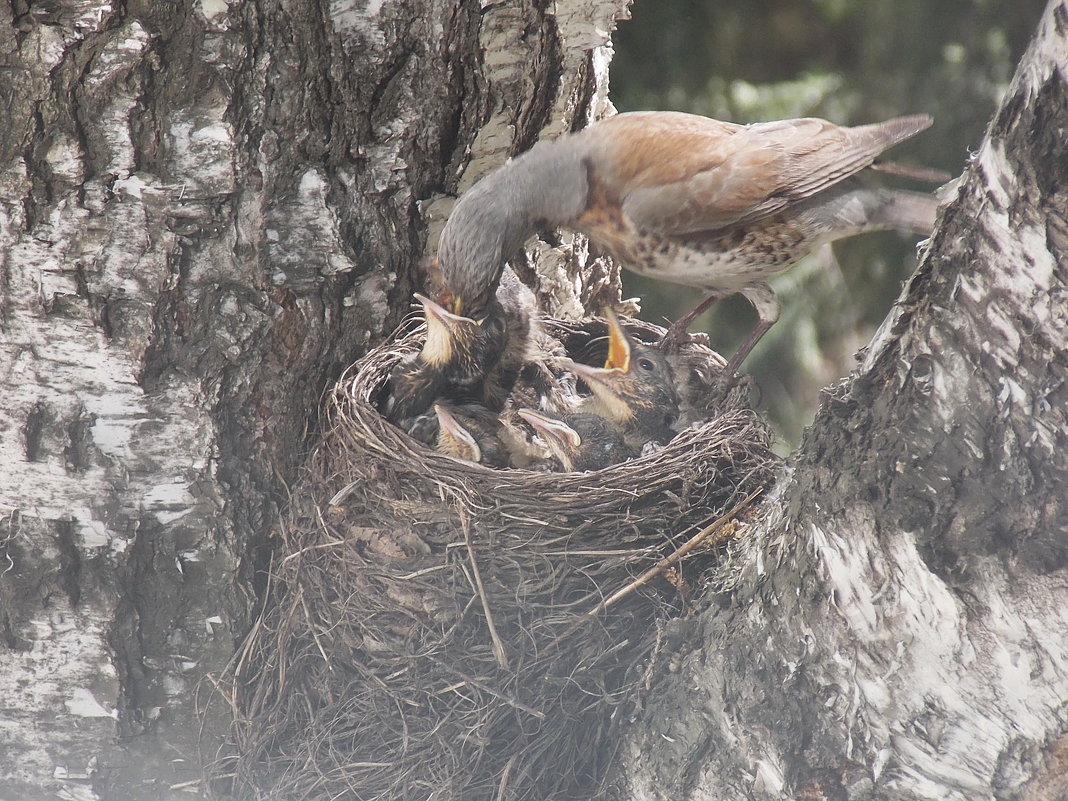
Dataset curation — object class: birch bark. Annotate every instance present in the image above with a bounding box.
[0,1,627,798]
[617,3,1068,799]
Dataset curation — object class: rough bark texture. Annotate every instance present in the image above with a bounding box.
[617,3,1068,800]
[0,1,628,798]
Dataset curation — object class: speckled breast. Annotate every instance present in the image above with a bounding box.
[576,205,818,294]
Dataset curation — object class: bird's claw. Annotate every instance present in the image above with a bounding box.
[658,326,709,354]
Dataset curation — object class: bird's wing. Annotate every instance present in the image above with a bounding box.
[601,113,931,235]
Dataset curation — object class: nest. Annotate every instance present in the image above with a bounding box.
[218,314,779,801]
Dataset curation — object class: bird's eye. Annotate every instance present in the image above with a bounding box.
[638,357,655,372]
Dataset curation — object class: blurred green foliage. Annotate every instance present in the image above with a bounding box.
[610,0,1043,450]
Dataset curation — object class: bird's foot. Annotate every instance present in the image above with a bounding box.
[659,294,720,353]
[658,324,710,353]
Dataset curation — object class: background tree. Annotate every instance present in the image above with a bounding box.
[614,3,1068,798]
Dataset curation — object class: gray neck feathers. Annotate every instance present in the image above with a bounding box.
[437,134,591,309]
[505,135,592,229]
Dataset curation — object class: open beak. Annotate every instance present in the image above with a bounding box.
[444,294,464,316]
[414,292,474,365]
[517,408,581,449]
[561,358,634,424]
[414,292,470,332]
[602,307,631,372]
[563,358,619,393]
[434,404,482,463]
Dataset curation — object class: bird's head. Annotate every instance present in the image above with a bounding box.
[434,404,482,463]
[563,308,680,438]
[423,257,470,317]
[414,293,506,387]
[517,408,580,472]
[430,132,588,318]
[432,188,512,320]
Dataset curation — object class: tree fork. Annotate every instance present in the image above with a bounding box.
[616,3,1068,800]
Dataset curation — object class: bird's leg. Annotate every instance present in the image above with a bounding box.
[722,282,781,375]
[659,293,721,352]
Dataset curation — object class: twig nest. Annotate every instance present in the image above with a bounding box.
[220,314,779,801]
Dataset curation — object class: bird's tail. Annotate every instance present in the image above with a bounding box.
[865,188,939,235]
[853,114,933,153]
[811,187,939,238]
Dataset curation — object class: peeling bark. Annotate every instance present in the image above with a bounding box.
[617,3,1068,800]
[0,1,628,798]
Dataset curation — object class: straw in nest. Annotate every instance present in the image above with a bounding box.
[216,314,780,801]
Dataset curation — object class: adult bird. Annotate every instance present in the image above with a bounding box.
[517,408,632,472]
[430,110,938,372]
[562,308,680,451]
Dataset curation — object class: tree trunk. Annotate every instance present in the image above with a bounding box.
[616,3,1068,799]
[0,1,627,798]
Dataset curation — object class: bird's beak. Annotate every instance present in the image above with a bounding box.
[434,404,482,463]
[421,258,463,314]
[517,408,581,449]
[602,307,631,372]
[415,293,472,365]
[561,359,634,423]
[415,292,469,330]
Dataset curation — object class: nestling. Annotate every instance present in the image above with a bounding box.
[518,408,632,472]
[562,308,680,451]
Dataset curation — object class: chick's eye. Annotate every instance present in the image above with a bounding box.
[638,357,655,372]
